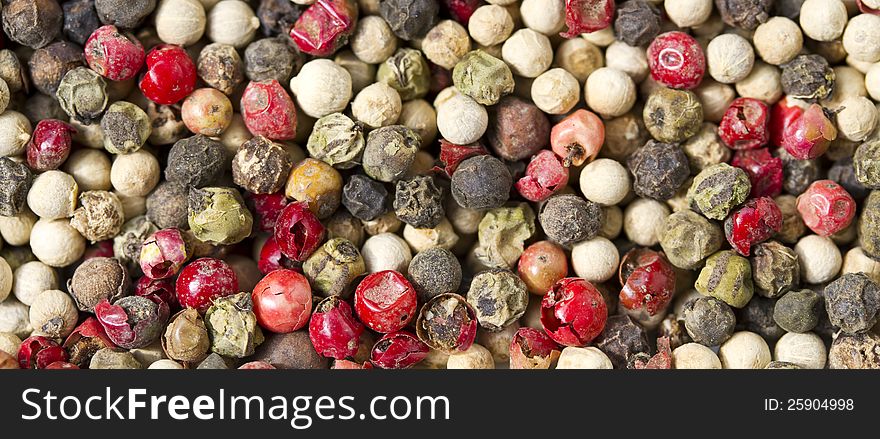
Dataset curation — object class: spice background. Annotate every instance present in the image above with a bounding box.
[0,0,880,371]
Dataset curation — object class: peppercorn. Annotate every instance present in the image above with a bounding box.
[144,182,188,230]
[585,67,637,118]
[180,88,233,136]
[139,228,189,280]
[823,273,880,334]
[379,0,438,40]
[204,292,264,358]
[0,158,32,217]
[485,97,549,162]
[537,194,601,248]
[451,50,514,107]
[165,135,225,189]
[56,67,108,125]
[303,238,365,298]
[393,176,444,229]
[415,293,478,354]
[2,0,63,49]
[63,149,111,192]
[612,0,660,47]
[828,332,880,369]
[842,13,880,63]
[590,315,648,368]
[326,211,365,248]
[69,190,125,242]
[436,93,487,146]
[746,240,800,301]
[627,140,691,201]
[643,87,703,144]
[256,0,302,36]
[161,308,209,364]
[28,41,84,96]
[695,250,755,308]
[854,140,880,189]
[0,111,31,158]
[302,115,363,171]
[63,0,101,45]
[100,101,151,154]
[187,187,253,245]
[362,125,420,183]
[289,59,352,120]
[94,0,155,28]
[231,136,292,195]
[769,289,822,334]
[472,203,535,269]
[89,348,142,369]
[725,197,783,256]
[274,201,325,262]
[375,48,431,102]
[95,295,169,349]
[450,155,511,210]
[861,191,880,260]
[361,232,410,273]
[682,296,735,346]
[196,43,245,96]
[341,175,389,222]
[289,0,356,56]
[466,269,528,331]
[27,170,78,220]
[242,37,296,84]
[285,158,343,219]
[350,15,396,64]
[195,352,230,369]
[714,0,771,29]
[405,247,461,302]
[686,163,751,220]
[779,54,835,102]
[113,216,156,268]
[334,50,374,95]
[370,330,429,369]
[658,209,723,270]
[241,79,298,140]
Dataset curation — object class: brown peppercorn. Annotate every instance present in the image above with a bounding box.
[715,0,772,30]
[750,240,800,298]
[486,96,550,161]
[162,308,210,364]
[1,0,63,49]
[165,135,226,188]
[145,182,189,230]
[62,0,101,46]
[285,158,343,219]
[232,135,293,195]
[28,41,84,95]
[683,296,736,346]
[326,210,365,248]
[244,36,301,83]
[594,315,650,368]
[828,332,880,369]
[450,155,512,210]
[67,257,129,312]
[0,157,33,217]
[394,175,445,229]
[628,140,691,201]
[70,190,125,242]
[197,43,245,96]
[251,330,329,369]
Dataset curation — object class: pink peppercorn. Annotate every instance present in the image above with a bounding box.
[647,31,705,90]
[369,331,429,369]
[442,0,482,24]
[239,361,276,370]
[509,327,560,369]
[252,269,313,333]
[139,44,197,105]
[796,180,857,236]
[139,228,189,280]
[257,236,296,275]
[175,257,238,313]
[540,277,608,347]
[83,240,115,260]
[768,96,804,147]
[274,201,325,262]
[290,0,358,57]
[26,119,75,172]
[241,80,298,141]
[354,270,418,334]
[84,25,145,81]
[724,197,783,256]
[135,276,178,309]
[781,103,837,160]
[309,296,365,359]
[434,140,488,176]
[719,97,770,150]
[248,192,289,233]
[550,109,605,167]
[731,148,783,198]
[18,336,69,369]
[561,0,615,38]
[619,248,676,317]
[515,150,570,202]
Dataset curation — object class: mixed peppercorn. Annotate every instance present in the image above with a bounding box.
[1,0,880,371]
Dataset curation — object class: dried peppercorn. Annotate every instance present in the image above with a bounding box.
[274,201,325,262]
[28,41,84,96]
[101,101,151,154]
[452,50,514,106]
[775,148,820,196]
[0,157,32,217]
[781,54,834,101]
[285,158,343,219]
[69,191,123,242]
[687,163,752,220]
[26,120,74,172]
[113,216,157,269]
[824,273,880,334]
[647,31,705,90]
[619,248,676,322]
[828,332,880,369]
[135,276,177,309]
[145,182,189,230]
[380,0,438,41]
[725,197,783,256]
[773,289,822,333]
[362,125,420,183]
[474,203,535,269]
[517,241,568,296]
[162,308,209,364]
[289,0,357,57]
[181,88,233,136]
[416,293,477,353]
[256,0,303,37]
[796,180,857,236]
[370,331,428,369]
[508,327,560,369]
[248,192,289,234]
[829,157,870,201]
[377,48,431,101]
[95,296,170,349]
[515,150,569,203]
[165,135,225,189]
[854,140,880,189]
[628,140,691,201]
[67,257,129,312]
[18,336,68,369]
[539,194,602,247]
[659,210,723,270]
[561,0,614,37]
[696,250,755,308]
[139,44,197,105]
[861,191,880,260]
[303,238,365,298]
[750,240,800,299]
[541,277,608,346]
[63,317,116,367]
[63,0,101,46]
[2,0,63,49]
[718,97,769,150]
[240,79,298,141]
[613,1,660,47]
[341,175,388,223]
[486,96,550,162]
[231,136,292,195]
[139,228,189,280]
[205,292,264,358]
[252,330,329,369]
[780,104,836,161]
[56,67,108,125]
[467,269,528,331]
[407,247,462,302]
[309,296,363,360]
[731,148,783,198]
[393,176,444,229]
[355,270,418,333]
[683,296,735,346]
[89,347,142,369]
[451,155,512,210]
[187,187,254,245]
[84,25,144,82]
[643,87,704,144]
[95,0,155,29]
[593,315,649,368]
[176,257,238,313]
[244,37,299,84]
[307,113,365,169]
[715,0,771,29]
[197,43,245,96]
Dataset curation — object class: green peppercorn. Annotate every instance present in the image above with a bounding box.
[376,48,430,101]
[687,163,752,220]
[394,175,445,229]
[452,50,515,106]
[643,87,703,143]
[231,135,292,194]
[860,191,880,259]
[683,296,735,346]
[658,209,723,270]
[773,289,823,333]
[750,240,800,298]
[362,125,420,182]
[695,250,755,308]
[302,238,366,298]
[100,100,151,154]
[475,203,536,269]
[467,269,529,331]
[57,67,108,125]
[306,113,365,169]
[162,308,210,364]
[854,140,880,189]
[204,292,264,358]
[187,187,254,245]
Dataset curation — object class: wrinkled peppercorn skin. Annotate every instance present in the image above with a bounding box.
[824,273,880,334]
[628,140,691,201]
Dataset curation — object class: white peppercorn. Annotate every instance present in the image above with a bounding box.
[735,61,783,103]
[843,13,880,63]
[672,343,722,369]
[110,149,160,197]
[436,93,488,145]
[350,16,397,64]
[842,247,880,284]
[0,257,10,302]
[403,219,460,253]
[114,191,147,220]
[290,59,353,119]
[664,0,713,28]
[774,332,827,369]
[866,63,880,102]
[530,68,579,115]
[447,343,495,369]
[501,29,552,78]
[29,289,78,339]
[206,0,260,48]
[334,51,375,94]
[362,211,403,236]
[571,236,619,283]
[478,322,518,363]
[799,0,847,42]
[422,20,471,70]
[0,298,31,338]
[624,198,670,246]
[30,219,86,267]
[556,346,614,369]
[695,79,737,122]
[468,5,513,47]
[520,0,564,35]
[794,235,842,284]
[718,331,772,369]
[361,232,412,273]
[397,99,437,148]
[155,0,206,46]
[0,77,9,114]
[0,208,35,246]
[706,33,755,84]
[12,261,57,306]
[581,25,615,47]
[579,158,631,206]
[27,170,78,220]
[553,39,603,84]
[836,96,878,142]
[70,118,106,150]
[62,149,112,192]
[823,66,866,109]
[351,82,402,129]
[0,332,20,356]
[604,41,649,83]
[585,67,637,118]
[70,191,126,242]
[148,359,184,369]
[0,111,31,157]
[753,17,802,65]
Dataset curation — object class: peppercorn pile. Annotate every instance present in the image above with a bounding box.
[1,0,880,372]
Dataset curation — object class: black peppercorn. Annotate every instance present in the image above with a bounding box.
[0,157,33,217]
[774,147,819,195]
[781,54,835,102]
[24,93,69,124]
[773,0,804,20]
[829,157,870,200]
[379,0,439,41]
[736,296,785,341]
[28,41,85,96]
[146,182,190,230]
[342,174,390,222]
[1,0,63,49]
[683,296,736,346]
[862,191,880,260]
[538,194,603,247]
[823,273,880,334]
[231,135,293,195]
[256,0,304,37]
[614,1,661,47]
[62,0,101,46]
[251,330,330,369]
[451,155,512,210]
[627,140,691,201]
[773,289,823,333]
[244,37,301,83]
[594,315,650,368]
[94,0,156,29]
[394,175,445,229]
[165,135,226,189]
[407,247,462,302]
[715,0,772,30]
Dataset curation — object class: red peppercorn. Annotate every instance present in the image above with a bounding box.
[290,0,358,57]
[434,139,488,176]
[550,109,605,167]
[442,0,482,24]
[354,270,418,333]
[95,296,171,349]
[515,150,570,202]
[139,44,197,105]
[719,97,770,150]
[517,240,569,295]
[369,331,429,369]
[257,236,297,275]
[63,317,117,367]
[561,0,615,38]
[274,201,325,262]
[84,25,145,81]
[248,192,289,233]
[45,361,80,369]
[781,103,837,160]
[309,296,365,359]
[26,119,75,172]
[83,240,116,260]
[135,276,178,309]
[241,80,298,141]
[139,228,189,280]
[509,327,560,369]
[769,96,804,147]
[332,359,373,369]
[796,180,857,236]
[252,269,313,333]
[731,148,784,198]
[618,248,676,317]
[175,257,238,313]
[646,31,705,90]
[18,336,69,369]
[724,197,783,256]
[540,277,608,347]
